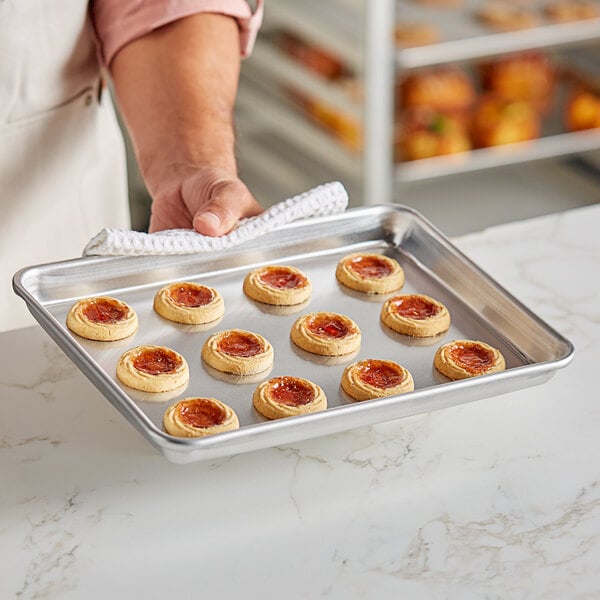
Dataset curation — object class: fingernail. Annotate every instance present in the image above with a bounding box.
[195,212,221,231]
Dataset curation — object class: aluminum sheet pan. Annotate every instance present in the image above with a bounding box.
[13,205,574,463]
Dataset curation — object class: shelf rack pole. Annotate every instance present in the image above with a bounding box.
[362,0,396,205]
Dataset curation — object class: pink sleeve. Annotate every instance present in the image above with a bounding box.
[91,0,264,67]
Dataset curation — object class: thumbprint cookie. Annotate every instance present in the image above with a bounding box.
[434,339,506,380]
[341,359,414,401]
[381,293,451,337]
[253,376,327,420]
[154,281,224,325]
[66,296,138,341]
[291,312,361,356]
[201,329,274,375]
[163,397,239,438]
[243,264,311,306]
[336,252,404,294]
[117,345,189,393]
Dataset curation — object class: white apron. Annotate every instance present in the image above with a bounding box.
[0,0,130,332]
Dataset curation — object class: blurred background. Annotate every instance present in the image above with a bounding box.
[127,0,600,236]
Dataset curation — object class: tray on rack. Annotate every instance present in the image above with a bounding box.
[396,0,600,68]
[396,56,600,181]
[13,205,573,463]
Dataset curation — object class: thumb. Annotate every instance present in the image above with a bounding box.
[192,180,262,236]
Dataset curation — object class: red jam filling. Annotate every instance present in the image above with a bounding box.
[269,376,314,407]
[449,342,495,374]
[133,347,182,375]
[357,360,405,389]
[83,298,128,324]
[178,399,226,428]
[391,295,440,320]
[217,332,264,357]
[307,314,351,338]
[347,255,393,279]
[170,283,213,307]
[259,267,306,290]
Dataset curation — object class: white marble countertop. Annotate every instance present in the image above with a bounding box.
[2,204,599,599]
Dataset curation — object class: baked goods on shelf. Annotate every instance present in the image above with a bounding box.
[277,31,347,80]
[202,329,274,375]
[117,345,189,393]
[434,339,506,379]
[472,94,541,147]
[253,375,327,419]
[381,293,451,337]
[163,397,239,437]
[341,359,414,401]
[565,87,600,131]
[291,312,361,356]
[290,91,363,152]
[394,22,440,48]
[336,252,405,294]
[479,52,555,112]
[397,109,472,161]
[400,67,476,114]
[275,29,362,152]
[66,296,138,341]
[153,282,224,325]
[243,265,311,306]
[394,52,598,162]
[397,67,474,160]
[545,0,600,22]
[476,1,539,31]
[412,0,464,8]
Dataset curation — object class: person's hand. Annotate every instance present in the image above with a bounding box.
[148,166,263,235]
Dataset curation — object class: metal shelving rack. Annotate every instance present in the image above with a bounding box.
[237,0,600,206]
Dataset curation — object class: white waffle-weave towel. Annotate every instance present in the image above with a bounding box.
[83,181,348,257]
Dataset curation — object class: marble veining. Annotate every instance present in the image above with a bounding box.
[16,489,83,599]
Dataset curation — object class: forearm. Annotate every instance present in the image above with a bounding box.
[110,13,242,193]
[107,11,261,234]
